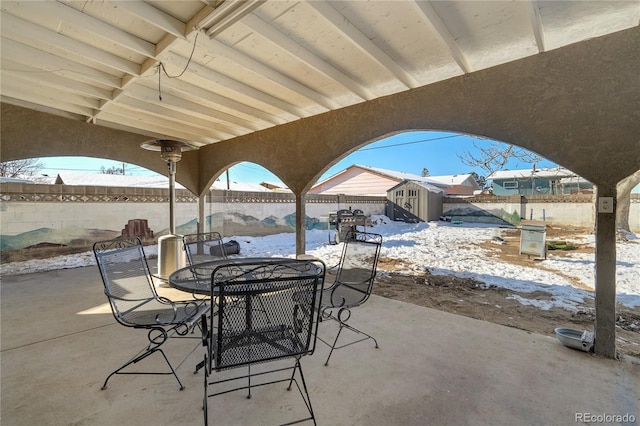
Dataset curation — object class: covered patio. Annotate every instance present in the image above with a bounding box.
[2,263,638,425]
[2,0,639,359]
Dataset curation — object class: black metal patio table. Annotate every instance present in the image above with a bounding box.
[168,257,319,332]
[168,257,302,296]
[168,257,324,374]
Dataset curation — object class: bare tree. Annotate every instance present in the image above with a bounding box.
[421,167,430,177]
[457,141,542,175]
[0,159,43,177]
[100,165,125,175]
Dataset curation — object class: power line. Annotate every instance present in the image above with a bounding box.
[358,134,463,151]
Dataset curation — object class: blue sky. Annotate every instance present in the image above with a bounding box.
[37,131,556,184]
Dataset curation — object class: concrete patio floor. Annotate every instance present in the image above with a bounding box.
[1,263,638,426]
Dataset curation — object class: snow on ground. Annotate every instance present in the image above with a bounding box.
[2,216,639,311]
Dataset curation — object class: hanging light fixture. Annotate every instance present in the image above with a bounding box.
[141,139,197,280]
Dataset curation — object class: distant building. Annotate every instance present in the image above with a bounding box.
[0,176,35,184]
[421,174,480,196]
[54,171,183,188]
[259,181,291,192]
[487,167,593,196]
[310,164,478,196]
[53,171,275,192]
[211,180,271,192]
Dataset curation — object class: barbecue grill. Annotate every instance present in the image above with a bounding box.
[327,208,371,244]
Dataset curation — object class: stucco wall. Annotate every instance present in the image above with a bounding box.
[0,183,386,251]
[443,195,640,231]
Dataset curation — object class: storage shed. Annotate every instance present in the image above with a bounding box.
[387,180,443,222]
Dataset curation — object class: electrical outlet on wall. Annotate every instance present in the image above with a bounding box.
[598,197,614,213]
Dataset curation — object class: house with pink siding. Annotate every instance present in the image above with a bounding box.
[310,165,478,196]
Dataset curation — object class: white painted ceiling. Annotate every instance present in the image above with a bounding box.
[1,1,638,148]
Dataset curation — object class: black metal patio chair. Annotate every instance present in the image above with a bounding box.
[182,232,228,266]
[182,232,228,303]
[93,237,210,390]
[317,231,382,365]
[183,231,274,322]
[201,259,325,426]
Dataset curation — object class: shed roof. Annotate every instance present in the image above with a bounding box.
[388,179,444,194]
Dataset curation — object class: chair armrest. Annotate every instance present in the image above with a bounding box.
[105,292,157,303]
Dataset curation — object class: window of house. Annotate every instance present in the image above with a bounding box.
[408,189,417,197]
[395,190,404,197]
[503,181,518,189]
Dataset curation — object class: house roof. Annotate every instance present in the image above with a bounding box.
[54,171,273,192]
[211,180,271,192]
[55,171,183,188]
[260,181,290,191]
[487,167,579,180]
[424,174,480,188]
[316,164,452,188]
[0,176,35,184]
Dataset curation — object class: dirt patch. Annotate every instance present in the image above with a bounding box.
[373,227,640,360]
[0,245,94,264]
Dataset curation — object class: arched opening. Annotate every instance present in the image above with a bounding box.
[316,131,553,186]
[195,162,292,241]
[210,161,287,192]
[299,130,640,358]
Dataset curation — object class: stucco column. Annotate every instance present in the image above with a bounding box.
[295,193,306,257]
[198,192,206,235]
[594,185,617,358]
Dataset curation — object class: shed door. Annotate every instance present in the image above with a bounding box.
[408,189,418,217]
[395,189,404,208]
[394,189,405,220]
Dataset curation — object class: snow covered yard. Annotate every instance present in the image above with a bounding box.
[3,216,639,312]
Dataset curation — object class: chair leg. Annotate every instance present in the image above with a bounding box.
[323,324,344,366]
[285,359,317,426]
[102,328,186,390]
[203,354,209,426]
[321,311,380,366]
[204,360,316,425]
[247,364,252,399]
[102,346,185,390]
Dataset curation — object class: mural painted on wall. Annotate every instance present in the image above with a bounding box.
[443,206,521,226]
[1,226,121,251]
[1,211,327,252]
[178,212,327,237]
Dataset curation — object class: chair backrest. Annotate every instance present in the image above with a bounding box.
[93,237,158,326]
[327,231,382,308]
[182,232,227,266]
[209,260,325,371]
